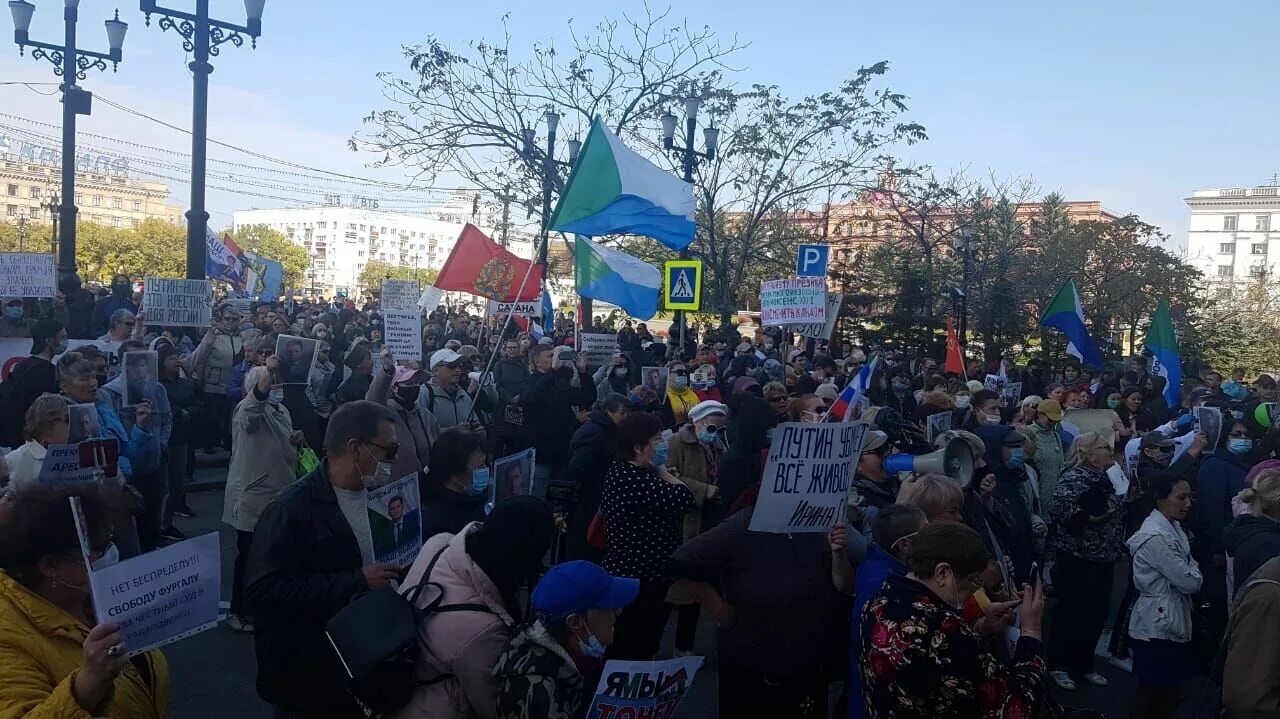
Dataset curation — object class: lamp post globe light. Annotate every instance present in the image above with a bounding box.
[9,0,128,284]
[140,0,264,280]
[520,110,581,269]
[659,96,717,356]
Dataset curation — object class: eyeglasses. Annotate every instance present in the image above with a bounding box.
[363,440,400,460]
[701,424,726,435]
[671,369,688,376]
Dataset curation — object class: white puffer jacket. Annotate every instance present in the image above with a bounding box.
[1127,509,1203,642]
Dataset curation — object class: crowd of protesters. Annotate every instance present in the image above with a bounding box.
[0,287,1278,719]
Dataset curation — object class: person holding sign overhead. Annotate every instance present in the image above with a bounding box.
[0,484,169,718]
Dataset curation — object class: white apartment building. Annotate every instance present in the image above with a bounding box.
[232,206,535,297]
[1185,185,1280,298]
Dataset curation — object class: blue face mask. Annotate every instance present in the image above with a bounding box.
[576,628,606,659]
[1008,447,1025,469]
[4,306,22,320]
[1228,438,1252,456]
[654,440,669,467]
[697,428,719,445]
[674,375,689,389]
[267,388,284,406]
[471,467,491,496]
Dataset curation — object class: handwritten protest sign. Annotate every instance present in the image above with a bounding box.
[381,279,420,312]
[0,252,56,298]
[368,474,422,567]
[586,656,704,719]
[579,332,618,368]
[789,292,843,339]
[72,497,220,656]
[759,277,826,327]
[749,421,867,534]
[984,374,1006,393]
[418,285,444,312]
[383,309,423,363]
[143,277,212,327]
[487,296,542,317]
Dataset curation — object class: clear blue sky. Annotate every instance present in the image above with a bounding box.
[4,0,1278,248]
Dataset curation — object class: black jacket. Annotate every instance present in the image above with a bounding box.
[159,374,201,447]
[0,355,57,448]
[1223,514,1280,597]
[520,368,596,467]
[565,408,617,560]
[420,481,487,540]
[243,461,368,717]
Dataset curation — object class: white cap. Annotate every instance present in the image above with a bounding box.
[688,400,728,423]
[429,348,462,369]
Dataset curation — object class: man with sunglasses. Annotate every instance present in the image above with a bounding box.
[244,399,403,718]
[421,348,495,433]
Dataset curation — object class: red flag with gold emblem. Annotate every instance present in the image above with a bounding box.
[433,224,543,302]
[945,317,965,376]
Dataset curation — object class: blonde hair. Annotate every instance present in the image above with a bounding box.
[1240,469,1280,518]
[898,473,965,521]
[24,394,69,442]
[922,389,955,410]
[1067,431,1111,468]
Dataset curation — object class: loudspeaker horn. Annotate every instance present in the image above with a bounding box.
[882,438,975,488]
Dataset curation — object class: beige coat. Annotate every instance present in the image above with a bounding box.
[223,368,297,533]
[665,423,720,605]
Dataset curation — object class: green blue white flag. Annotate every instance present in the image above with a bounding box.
[1144,300,1181,407]
[551,117,695,250]
[1039,279,1103,367]
[574,236,661,320]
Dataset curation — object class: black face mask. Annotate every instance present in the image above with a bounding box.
[112,284,129,299]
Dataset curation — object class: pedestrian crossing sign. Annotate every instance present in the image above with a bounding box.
[664,260,702,311]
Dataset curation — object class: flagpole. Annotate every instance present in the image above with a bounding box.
[463,230,548,425]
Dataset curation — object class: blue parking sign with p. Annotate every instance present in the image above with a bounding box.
[796,244,829,277]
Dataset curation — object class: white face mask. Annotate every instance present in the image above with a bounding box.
[360,445,394,489]
[955,396,971,409]
[984,413,1002,425]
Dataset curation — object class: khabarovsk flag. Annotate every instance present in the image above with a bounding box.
[1039,279,1104,367]
[574,236,661,320]
[550,117,696,251]
[1144,299,1181,407]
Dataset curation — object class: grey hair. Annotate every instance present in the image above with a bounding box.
[108,308,134,328]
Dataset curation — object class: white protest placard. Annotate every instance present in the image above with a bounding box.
[585,656,704,719]
[381,279,420,312]
[759,277,826,327]
[1,339,123,382]
[579,332,618,368]
[383,309,423,363]
[0,252,56,298]
[143,277,213,327]
[749,421,866,534]
[984,374,1006,393]
[368,474,422,567]
[790,292,843,339]
[72,497,220,656]
[38,442,112,484]
[487,296,542,317]
[418,285,444,312]
[221,297,253,317]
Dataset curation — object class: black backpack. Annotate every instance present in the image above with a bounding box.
[325,544,495,718]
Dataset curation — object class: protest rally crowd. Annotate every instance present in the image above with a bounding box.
[0,282,1279,719]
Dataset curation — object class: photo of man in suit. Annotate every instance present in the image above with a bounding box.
[370,494,421,563]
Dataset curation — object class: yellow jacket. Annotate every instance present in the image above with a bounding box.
[0,572,169,718]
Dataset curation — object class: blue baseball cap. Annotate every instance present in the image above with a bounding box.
[531,561,640,621]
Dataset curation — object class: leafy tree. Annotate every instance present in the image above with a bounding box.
[358,260,438,292]
[230,224,310,290]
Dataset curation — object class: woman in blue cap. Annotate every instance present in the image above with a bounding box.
[493,561,639,719]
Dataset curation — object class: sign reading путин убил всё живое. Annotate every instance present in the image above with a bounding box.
[143,278,213,328]
[749,421,867,534]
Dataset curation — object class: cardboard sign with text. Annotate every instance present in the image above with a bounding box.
[586,657,704,719]
[759,277,826,327]
[143,277,213,327]
[381,279,421,312]
[749,421,867,533]
[383,309,423,363]
[0,252,56,298]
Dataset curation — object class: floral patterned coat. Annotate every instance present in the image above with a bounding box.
[859,573,1050,719]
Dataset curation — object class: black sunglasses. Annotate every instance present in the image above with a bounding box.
[363,440,400,460]
[671,369,688,376]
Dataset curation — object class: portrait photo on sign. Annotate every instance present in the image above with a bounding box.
[68,403,100,443]
[274,334,318,386]
[493,448,535,503]
[641,366,668,395]
[122,351,158,407]
[367,476,423,566]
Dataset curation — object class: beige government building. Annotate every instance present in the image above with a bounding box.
[2,149,183,228]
